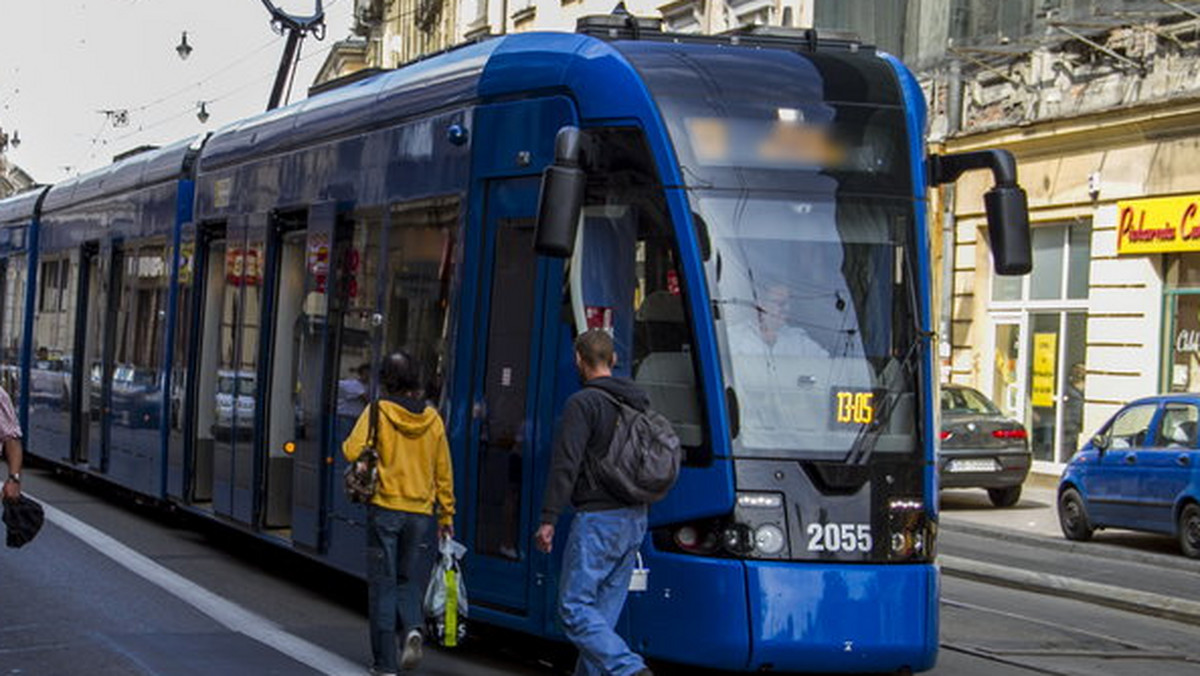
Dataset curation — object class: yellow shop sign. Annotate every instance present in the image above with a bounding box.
[1117,195,1200,254]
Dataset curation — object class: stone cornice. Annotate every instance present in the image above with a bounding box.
[943,94,1200,159]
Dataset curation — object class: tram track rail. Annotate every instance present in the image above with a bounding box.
[940,596,1200,674]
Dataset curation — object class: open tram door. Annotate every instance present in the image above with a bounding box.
[257,202,347,549]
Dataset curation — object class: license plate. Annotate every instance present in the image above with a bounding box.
[947,459,999,473]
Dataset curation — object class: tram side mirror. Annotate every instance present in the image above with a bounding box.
[929,149,1031,276]
[535,126,586,258]
[986,185,1032,276]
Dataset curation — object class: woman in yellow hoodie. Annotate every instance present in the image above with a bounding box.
[343,351,455,675]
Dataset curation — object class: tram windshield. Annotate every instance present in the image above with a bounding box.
[618,42,921,460]
[700,192,918,460]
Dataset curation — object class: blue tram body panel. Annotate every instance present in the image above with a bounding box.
[0,187,46,437]
[0,25,989,673]
[746,562,938,672]
[27,138,198,496]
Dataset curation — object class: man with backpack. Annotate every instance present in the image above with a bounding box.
[536,328,677,676]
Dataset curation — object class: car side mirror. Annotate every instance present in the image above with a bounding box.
[1092,433,1108,453]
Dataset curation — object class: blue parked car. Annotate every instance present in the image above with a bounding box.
[1058,394,1200,558]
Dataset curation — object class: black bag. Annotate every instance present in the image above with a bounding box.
[589,388,682,505]
[3,494,44,548]
[344,399,381,504]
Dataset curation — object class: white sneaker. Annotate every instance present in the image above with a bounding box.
[369,669,397,676]
[399,629,423,671]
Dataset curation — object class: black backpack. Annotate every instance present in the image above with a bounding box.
[588,387,682,505]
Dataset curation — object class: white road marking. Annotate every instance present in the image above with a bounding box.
[36,496,363,676]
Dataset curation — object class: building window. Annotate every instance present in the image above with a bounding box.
[990,219,1091,464]
[1163,254,1200,394]
[993,221,1090,303]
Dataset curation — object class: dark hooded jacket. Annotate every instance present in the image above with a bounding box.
[539,375,650,523]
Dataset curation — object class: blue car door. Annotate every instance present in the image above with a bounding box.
[1138,403,1199,534]
[1088,402,1157,528]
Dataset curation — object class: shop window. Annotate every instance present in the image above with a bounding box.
[990,219,1091,464]
[1165,292,1200,393]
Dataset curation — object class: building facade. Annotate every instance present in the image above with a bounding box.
[0,128,34,200]
[931,4,1200,474]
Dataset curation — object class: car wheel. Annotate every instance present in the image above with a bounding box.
[1058,487,1094,541]
[987,485,1022,508]
[1179,504,1200,559]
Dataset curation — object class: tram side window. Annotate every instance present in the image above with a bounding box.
[32,252,76,411]
[113,244,169,425]
[333,208,384,435]
[38,259,68,313]
[583,128,708,463]
[385,198,459,404]
[1,255,26,400]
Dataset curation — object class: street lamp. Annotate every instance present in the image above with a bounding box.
[10,130,18,149]
[176,31,193,60]
[196,102,210,124]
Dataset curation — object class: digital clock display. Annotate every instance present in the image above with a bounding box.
[834,390,875,426]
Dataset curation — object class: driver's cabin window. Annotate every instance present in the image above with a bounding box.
[582,127,708,464]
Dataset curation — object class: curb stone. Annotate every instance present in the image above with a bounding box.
[939,554,1200,626]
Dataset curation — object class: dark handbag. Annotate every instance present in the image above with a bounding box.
[344,398,381,503]
[3,494,44,548]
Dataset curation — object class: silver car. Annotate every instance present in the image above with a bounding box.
[939,384,1032,507]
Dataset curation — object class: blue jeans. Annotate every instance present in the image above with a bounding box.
[367,506,435,673]
[559,506,649,676]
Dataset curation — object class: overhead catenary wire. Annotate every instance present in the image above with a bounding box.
[66,1,353,173]
[105,38,340,147]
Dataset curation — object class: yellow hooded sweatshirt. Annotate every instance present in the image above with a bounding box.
[342,400,455,526]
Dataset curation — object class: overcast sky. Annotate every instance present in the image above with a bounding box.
[0,0,354,182]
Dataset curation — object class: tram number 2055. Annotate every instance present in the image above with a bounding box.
[806,522,873,553]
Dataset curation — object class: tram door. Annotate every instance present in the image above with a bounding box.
[208,215,260,524]
[187,226,228,504]
[260,206,335,546]
[467,177,547,615]
[72,241,119,472]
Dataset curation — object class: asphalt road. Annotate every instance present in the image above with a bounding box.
[3,469,1199,675]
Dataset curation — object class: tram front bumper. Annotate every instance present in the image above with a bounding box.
[745,560,940,673]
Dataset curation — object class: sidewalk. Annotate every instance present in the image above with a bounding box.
[937,471,1200,626]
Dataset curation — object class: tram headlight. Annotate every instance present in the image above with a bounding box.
[732,491,789,559]
[887,497,935,562]
[753,524,786,555]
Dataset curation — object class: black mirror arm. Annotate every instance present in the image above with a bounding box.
[554,126,583,168]
[928,150,1019,188]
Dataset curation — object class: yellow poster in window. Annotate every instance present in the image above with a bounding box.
[1031,333,1058,408]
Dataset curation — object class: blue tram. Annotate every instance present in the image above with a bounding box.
[0,17,1031,673]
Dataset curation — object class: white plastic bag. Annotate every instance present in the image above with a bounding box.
[424,537,468,647]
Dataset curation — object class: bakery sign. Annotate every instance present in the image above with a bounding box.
[1117,195,1200,254]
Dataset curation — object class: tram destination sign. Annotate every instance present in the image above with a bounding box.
[1117,195,1200,255]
